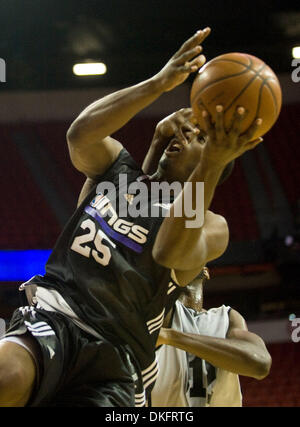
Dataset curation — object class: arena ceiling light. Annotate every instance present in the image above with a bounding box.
[292,47,300,59]
[73,62,107,76]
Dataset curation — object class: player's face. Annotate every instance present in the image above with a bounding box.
[157,128,206,183]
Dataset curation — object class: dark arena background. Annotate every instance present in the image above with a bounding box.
[0,0,300,407]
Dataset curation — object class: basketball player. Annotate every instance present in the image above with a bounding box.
[150,270,272,407]
[0,28,263,407]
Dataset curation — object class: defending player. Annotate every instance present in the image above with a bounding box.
[150,271,272,406]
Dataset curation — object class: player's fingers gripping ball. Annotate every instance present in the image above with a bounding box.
[190,52,282,140]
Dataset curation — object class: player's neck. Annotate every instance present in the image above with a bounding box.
[150,170,185,185]
[180,293,203,312]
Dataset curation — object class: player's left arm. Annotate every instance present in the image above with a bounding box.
[157,309,272,380]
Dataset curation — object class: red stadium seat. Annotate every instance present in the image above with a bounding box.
[240,342,300,407]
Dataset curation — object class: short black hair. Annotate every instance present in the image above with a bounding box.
[217,160,235,186]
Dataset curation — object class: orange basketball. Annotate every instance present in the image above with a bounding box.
[190,53,282,139]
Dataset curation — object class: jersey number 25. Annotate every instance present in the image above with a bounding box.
[71,218,115,266]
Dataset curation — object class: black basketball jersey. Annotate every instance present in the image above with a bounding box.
[30,149,173,376]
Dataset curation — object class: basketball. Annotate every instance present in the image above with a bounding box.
[190,53,282,139]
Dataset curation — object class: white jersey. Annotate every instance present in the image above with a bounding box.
[150,302,242,407]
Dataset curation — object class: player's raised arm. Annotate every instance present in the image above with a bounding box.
[67,28,210,179]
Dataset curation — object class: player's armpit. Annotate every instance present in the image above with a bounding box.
[77,177,97,207]
[67,135,123,179]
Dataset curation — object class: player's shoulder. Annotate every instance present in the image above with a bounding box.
[228,308,248,330]
[97,147,141,180]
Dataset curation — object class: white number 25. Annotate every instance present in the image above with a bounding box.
[71,218,115,266]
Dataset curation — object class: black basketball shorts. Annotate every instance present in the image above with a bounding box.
[3,305,142,407]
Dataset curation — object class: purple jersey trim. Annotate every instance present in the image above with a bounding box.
[84,206,143,253]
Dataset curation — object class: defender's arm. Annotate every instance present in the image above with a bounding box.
[157,309,271,380]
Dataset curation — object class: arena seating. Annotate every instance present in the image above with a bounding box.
[34,121,84,195]
[264,104,300,208]
[1,104,299,249]
[210,159,260,241]
[0,103,299,249]
[240,342,300,407]
[0,125,61,249]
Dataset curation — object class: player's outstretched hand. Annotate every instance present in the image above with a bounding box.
[201,105,263,167]
[154,28,211,92]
